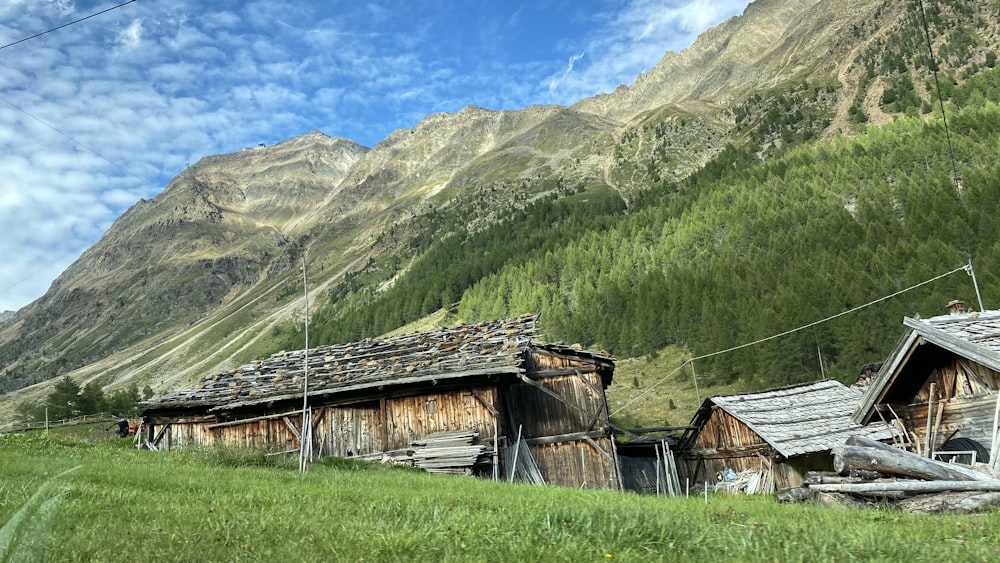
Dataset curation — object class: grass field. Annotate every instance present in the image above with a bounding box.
[3,432,1000,562]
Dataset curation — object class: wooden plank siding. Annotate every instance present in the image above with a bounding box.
[140,317,618,489]
[322,403,384,458]
[888,394,998,456]
[383,386,498,451]
[683,407,783,486]
[503,350,617,488]
[872,357,1000,456]
[528,438,618,489]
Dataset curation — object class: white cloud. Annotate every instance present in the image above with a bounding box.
[541,0,749,104]
[115,18,143,50]
[0,0,752,312]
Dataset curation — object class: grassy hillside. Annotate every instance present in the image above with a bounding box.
[356,74,1000,394]
[3,433,999,562]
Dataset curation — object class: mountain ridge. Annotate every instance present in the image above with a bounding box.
[3,0,998,424]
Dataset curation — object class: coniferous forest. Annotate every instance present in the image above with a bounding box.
[277,64,1000,392]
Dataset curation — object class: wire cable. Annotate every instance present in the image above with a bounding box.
[609,263,970,417]
[0,1,137,51]
[0,96,160,193]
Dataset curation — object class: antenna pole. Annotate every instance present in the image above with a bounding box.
[967,260,985,312]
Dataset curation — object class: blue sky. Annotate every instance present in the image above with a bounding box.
[0,0,750,312]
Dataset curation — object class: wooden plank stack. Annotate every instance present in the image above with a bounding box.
[777,435,1000,513]
[411,430,489,474]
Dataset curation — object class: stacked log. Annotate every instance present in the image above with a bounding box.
[777,435,1000,513]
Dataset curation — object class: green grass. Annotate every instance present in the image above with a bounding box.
[3,434,1000,562]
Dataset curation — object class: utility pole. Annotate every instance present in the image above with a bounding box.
[299,255,311,473]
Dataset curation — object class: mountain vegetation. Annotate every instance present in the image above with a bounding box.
[2,0,1000,424]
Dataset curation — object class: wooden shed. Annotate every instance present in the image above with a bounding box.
[853,309,1000,463]
[139,314,620,489]
[679,380,898,492]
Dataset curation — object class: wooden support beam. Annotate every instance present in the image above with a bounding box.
[587,397,606,431]
[584,436,614,462]
[469,388,499,418]
[524,430,607,447]
[515,373,584,413]
[527,367,599,379]
[206,408,308,429]
[574,370,603,399]
[151,423,170,446]
[283,416,301,441]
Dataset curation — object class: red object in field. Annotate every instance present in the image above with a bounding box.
[127,420,141,435]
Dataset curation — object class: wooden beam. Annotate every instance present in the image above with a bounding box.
[584,436,614,462]
[525,367,599,379]
[515,373,584,413]
[686,443,774,460]
[809,481,1000,494]
[380,398,388,451]
[283,416,301,441]
[586,397,606,431]
[523,430,606,446]
[206,408,308,429]
[469,388,499,418]
[151,423,170,446]
[575,370,603,399]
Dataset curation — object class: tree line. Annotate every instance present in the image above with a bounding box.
[16,377,153,423]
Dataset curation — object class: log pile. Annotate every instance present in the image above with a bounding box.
[777,435,1000,513]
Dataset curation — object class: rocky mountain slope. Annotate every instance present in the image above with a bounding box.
[2,0,998,423]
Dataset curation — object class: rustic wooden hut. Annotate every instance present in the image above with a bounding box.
[139,314,620,489]
[853,308,1000,462]
[679,380,898,491]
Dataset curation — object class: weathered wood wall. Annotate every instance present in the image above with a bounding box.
[682,407,796,489]
[504,351,617,488]
[147,385,501,460]
[891,394,997,456]
[913,359,1000,402]
[881,357,1000,457]
[527,438,618,489]
[384,387,498,451]
[322,403,384,458]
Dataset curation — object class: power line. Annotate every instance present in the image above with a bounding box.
[0,96,160,193]
[691,263,969,362]
[610,263,972,416]
[0,1,137,52]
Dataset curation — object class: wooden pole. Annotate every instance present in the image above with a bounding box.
[810,480,1000,494]
[493,419,499,481]
[930,402,945,460]
[299,255,311,473]
[924,383,936,458]
[989,391,1000,469]
[509,424,522,483]
[655,443,663,496]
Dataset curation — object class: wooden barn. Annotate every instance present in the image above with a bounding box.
[139,314,620,489]
[853,305,1000,463]
[679,379,898,492]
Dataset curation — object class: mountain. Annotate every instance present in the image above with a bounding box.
[2,0,999,424]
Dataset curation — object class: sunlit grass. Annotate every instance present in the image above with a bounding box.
[3,433,1000,561]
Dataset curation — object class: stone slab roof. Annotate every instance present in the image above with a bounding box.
[691,379,898,459]
[854,310,1000,423]
[142,314,613,413]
